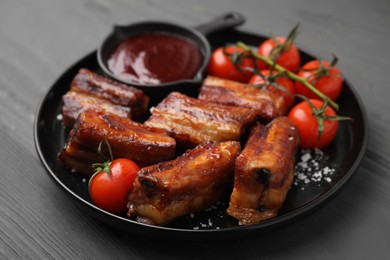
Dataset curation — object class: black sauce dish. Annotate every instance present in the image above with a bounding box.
[97,12,245,99]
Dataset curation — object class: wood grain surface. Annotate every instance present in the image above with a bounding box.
[1,0,389,259]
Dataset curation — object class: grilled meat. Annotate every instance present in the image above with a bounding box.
[127,141,241,226]
[58,109,176,175]
[227,117,300,225]
[144,92,256,147]
[58,141,101,175]
[66,68,149,122]
[61,91,132,128]
[198,76,287,122]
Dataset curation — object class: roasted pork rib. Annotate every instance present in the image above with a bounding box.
[198,76,287,122]
[227,117,300,225]
[62,91,133,127]
[127,141,241,226]
[144,92,256,147]
[61,68,149,127]
[58,109,176,175]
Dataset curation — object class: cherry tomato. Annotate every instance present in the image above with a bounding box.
[288,99,338,149]
[295,60,343,101]
[89,158,139,213]
[208,46,254,83]
[249,70,296,109]
[257,37,301,72]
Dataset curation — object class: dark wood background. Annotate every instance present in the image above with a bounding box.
[1,0,389,258]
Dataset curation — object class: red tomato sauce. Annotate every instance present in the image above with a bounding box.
[107,32,203,85]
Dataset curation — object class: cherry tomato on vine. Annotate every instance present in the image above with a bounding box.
[295,59,343,101]
[257,36,301,72]
[249,70,296,109]
[208,46,254,83]
[288,99,339,149]
[89,158,139,214]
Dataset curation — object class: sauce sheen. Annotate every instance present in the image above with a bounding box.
[107,32,203,85]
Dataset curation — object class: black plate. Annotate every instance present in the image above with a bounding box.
[34,29,367,240]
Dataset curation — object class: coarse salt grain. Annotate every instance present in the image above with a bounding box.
[297,162,308,168]
[294,148,336,190]
[301,153,311,162]
[323,166,333,175]
[187,201,225,230]
[297,173,307,180]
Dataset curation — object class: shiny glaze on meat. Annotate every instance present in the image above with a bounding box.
[58,141,101,175]
[70,68,149,121]
[227,117,300,225]
[127,141,241,226]
[144,92,257,147]
[58,109,176,175]
[198,76,287,122]
[61,91,132,128]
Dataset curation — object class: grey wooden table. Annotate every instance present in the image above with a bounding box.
[1,0,389,259]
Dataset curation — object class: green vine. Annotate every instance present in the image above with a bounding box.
[235,41,339,111]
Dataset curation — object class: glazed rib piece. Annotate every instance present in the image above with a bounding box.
[127,141,241,226]
[61,91,132,128]
[144,92,256,147]
[58,141,101,175]
[58,109,176,176]
[71,68,149,112]
[198,76,287,122]
[65,68,149,123]
[227,117,300,225]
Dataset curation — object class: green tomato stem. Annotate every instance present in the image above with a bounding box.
[236,41,339,111]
